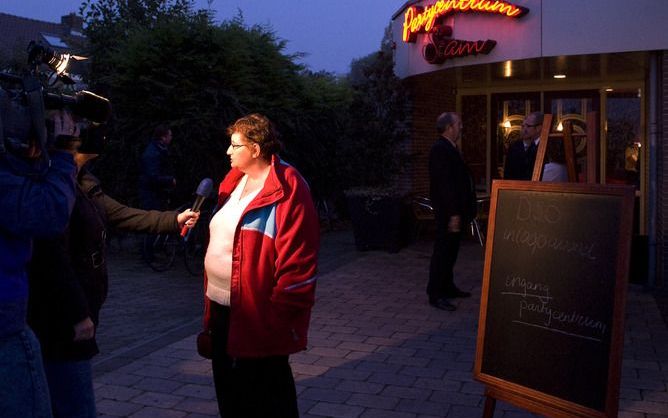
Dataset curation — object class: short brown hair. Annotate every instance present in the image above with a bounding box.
[227,113,282,160]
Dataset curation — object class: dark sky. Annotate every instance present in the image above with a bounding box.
[1,0,402,74]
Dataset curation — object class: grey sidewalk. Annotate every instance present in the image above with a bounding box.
[93,232,668,417]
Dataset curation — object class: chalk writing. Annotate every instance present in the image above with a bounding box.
[518,300,607,338]
[512,320,603,342]
[502,228,596,259]
[502,275,552,304]
[516,196,562,224]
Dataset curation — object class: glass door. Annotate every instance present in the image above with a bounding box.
[491,93,540,180]
[544,91,600,182]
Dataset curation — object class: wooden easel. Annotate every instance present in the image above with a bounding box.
[531,112,599,183]
[481,112,605,418]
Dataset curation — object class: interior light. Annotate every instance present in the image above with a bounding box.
[557,121,564,132]
[553,74,566,79]
[605,88,613,92]
[503,61,512,78]
[502,120,511,128]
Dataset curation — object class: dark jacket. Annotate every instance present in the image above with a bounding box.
[0,151,76,338]
[28,169,178,360]
[138,139,175,210]
[504,139,536,180]
[428,137,477,224]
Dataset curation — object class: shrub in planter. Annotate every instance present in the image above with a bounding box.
[345,188,410,253]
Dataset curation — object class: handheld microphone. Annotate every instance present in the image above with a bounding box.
[181,178,213,237]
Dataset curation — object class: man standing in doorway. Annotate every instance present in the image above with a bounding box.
[139,125,176,210]
[427,112,477,311]
[503,111,544,180]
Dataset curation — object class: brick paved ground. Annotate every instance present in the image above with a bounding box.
[93,231,668,417]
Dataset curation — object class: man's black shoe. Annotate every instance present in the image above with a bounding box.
[445,288,471,298]
[429,298,456,311]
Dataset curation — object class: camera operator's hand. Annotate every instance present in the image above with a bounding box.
[52,110,80,138]
[73,316,95,341]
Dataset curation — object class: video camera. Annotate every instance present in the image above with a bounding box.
[0,41,111,156]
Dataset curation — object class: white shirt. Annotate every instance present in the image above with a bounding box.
[204,175,262,306]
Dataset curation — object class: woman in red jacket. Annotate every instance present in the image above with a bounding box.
[203,113,320,417]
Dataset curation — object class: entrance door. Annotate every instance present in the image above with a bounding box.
[544,91,600,182]
[491,93,540,180]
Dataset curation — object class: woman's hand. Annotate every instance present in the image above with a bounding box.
[177,208,200,229]
[73,317,95,341]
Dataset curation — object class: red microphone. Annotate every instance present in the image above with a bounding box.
[181,178,213,237]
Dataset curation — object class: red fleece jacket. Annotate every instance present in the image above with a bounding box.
[203,156,320,357]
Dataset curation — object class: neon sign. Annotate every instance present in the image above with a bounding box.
[424,39,496,64]
[402,0,528,43]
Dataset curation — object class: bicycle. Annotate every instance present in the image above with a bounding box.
[141,202,212,275]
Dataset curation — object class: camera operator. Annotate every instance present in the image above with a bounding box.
[27,127,199,418]
[0,110,78,418]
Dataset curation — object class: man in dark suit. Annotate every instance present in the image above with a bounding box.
[503,111,544,180]
[427,112,477,311]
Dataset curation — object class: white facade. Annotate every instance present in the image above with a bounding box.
[392,0,668,79]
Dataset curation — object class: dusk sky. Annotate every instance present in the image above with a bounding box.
[1,0,402,75]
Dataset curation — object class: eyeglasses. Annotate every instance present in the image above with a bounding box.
[522,122,542,128]
[229,143,248,150]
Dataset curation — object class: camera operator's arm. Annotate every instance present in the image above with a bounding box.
[0,150,76,237]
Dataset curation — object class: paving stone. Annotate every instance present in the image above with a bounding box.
[360,408,416,418]
[346,393,400,410]
[368,371,417,387]
[297,375,341,389]
[132,377,184,394]
[129,406,187,417]
[96,399,143,416]
[336,380,385,395]
[91,234,668,418]
[95,384,143,402]
[172,398,219,415]
[381,385,432,400]
[396,398,450,416]
[308,401,364,418]
[172,384,216,400]
[301,387,353,403]
[131,391,184,408]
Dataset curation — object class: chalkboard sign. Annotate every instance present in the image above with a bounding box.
[474,181,634,418]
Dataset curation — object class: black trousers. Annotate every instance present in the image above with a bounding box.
[209,302,299,418]
[427,217,462,300]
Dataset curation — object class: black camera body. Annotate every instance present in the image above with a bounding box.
[0,42,111,156]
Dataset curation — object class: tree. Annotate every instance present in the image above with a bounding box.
[80,0,351,206]
[339,25,410,192]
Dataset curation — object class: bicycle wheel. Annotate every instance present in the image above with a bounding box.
[184,222,208,276]
[143,233,178,272]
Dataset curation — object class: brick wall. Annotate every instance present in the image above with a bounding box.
[402,71,456,197]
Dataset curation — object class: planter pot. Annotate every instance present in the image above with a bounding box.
[345,193,406,253]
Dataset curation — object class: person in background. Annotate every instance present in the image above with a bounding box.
[0,110,77,418]
[27,131,199,418]
[504,111,544,180]
[542,138,569,182]
[138,124,176,210]
[427,112,477,312]
[202,113,319,417]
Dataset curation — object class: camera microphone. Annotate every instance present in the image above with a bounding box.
[181,178,213,237]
